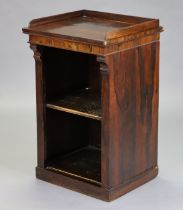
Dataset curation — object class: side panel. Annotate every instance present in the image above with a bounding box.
[105,42,159,187]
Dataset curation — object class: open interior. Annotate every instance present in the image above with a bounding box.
[42,47,102,185]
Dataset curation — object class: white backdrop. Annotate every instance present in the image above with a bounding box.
[0,0,183,209]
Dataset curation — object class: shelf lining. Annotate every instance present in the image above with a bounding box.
[46,88,101,121]
[46,146,101,185]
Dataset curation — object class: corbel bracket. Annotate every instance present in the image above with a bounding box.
[96,56,109,75]
[30,44,43,62]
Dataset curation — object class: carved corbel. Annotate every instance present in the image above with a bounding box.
[96,56,109,76]
[30,44,43,63]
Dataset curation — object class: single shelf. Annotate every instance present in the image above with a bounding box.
[46,88,101,121]
[46,146,101,185]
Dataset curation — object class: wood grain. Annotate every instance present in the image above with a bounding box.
[102,41,159,188]
[24,10,163,201]
[23,10,162,48]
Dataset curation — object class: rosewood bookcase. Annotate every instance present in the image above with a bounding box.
[22,10,163,201]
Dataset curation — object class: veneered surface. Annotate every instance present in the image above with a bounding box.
[32,17,132,42]
[22,10,159,45]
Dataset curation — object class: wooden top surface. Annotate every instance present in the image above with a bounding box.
[22,10,161,46]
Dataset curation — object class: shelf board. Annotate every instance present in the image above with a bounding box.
[46,89,101,121]
[46,146,101,185]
